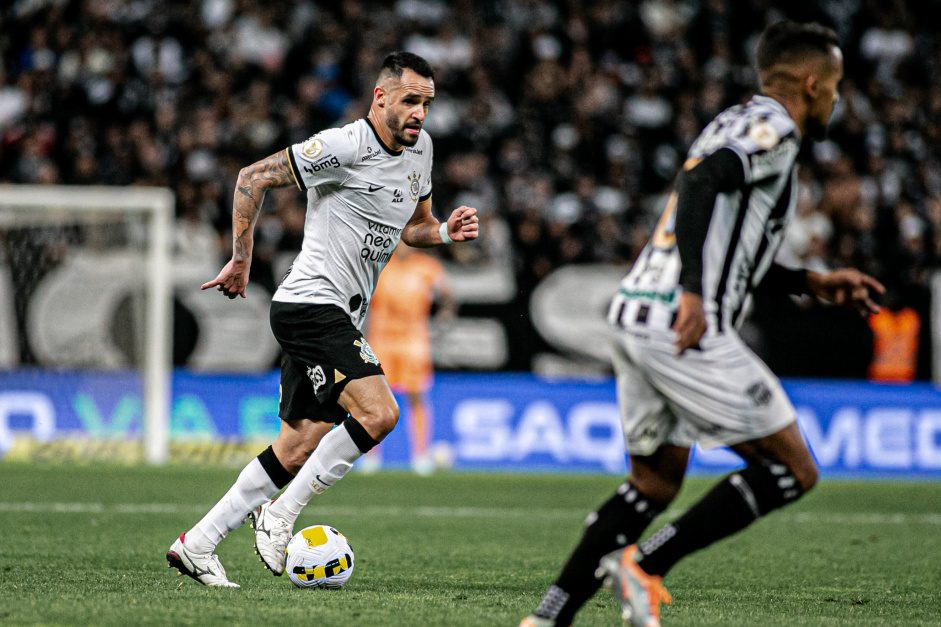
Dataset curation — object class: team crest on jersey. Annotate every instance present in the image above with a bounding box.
[307,365,326,393]
[354,338,380,366]
[408,171,421,201]
[301,137,324,160]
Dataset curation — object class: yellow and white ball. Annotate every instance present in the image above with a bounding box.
[285,525,354,589]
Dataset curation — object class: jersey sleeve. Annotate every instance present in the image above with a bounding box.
[723,115,798,185]
[675,148,746,295]
[286,126,359,191]
[689,108,797,187]
[419,139,433,201]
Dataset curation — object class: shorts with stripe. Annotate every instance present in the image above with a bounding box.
[610,300,795,455]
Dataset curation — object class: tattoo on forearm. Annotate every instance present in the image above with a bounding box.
[231,151,294,259]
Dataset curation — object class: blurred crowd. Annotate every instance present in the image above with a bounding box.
[2,0,940,375]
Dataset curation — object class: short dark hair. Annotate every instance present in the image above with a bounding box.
[757,21,840,71]
[379,51,435,81]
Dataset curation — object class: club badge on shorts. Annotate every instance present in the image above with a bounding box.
[307,365,326,393]
[354,338,380,366]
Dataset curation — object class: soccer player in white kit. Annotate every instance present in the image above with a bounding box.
[522,22,883,627]
[166,52,479,587]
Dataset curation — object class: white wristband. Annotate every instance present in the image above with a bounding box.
[438,221,453,245]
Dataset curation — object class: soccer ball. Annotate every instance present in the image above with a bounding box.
[285,525,355,589]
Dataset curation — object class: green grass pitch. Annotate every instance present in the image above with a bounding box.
[1,464,939,626]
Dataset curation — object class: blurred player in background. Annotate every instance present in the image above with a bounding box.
[166,51,479,587]
[522,21,884,627]
[366,244,454,474]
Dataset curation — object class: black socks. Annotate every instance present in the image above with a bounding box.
[638,462,803,577]
[257,445,293,489]
[534,482,666,624]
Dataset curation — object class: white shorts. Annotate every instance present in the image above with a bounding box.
[612,323,795,456]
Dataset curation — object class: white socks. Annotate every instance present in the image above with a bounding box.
[268,423,363,525]
[184,457,281,554]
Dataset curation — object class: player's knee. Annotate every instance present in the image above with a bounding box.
[737,458,813,518]
[279,449,311,475]
[360,401,399,440]
[775,450,819,494]
[628,473,682,504]
[791,459,819,493]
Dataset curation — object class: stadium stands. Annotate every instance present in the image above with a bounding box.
[1,0,939,377]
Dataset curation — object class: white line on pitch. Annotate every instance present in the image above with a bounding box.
[1,502,940,524]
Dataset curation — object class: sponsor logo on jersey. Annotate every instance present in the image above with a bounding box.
[301,137,324,160]
[392,189,404,203]
[618,287,677,306]
[361,145,382,162]
[750,137,796,168]
[360,248,392,263]
[407,171,421,201]
[406,147,423,155]
[361,222,399,264]
[367,221,401,236]
[303,155,340,174]
[368,183,384,192]
[354,338,380,366]
[307,365,326,394]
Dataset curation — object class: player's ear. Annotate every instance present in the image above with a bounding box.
[374,86,386,108]
[803,73,819,101]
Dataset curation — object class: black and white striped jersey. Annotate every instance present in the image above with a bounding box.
[609,95,801,335]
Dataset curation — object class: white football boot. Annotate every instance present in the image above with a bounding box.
[249,500,293,575]
[166,533,239,587]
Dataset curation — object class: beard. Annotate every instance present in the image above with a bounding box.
[387,117,421,147]
[805,116,829,141]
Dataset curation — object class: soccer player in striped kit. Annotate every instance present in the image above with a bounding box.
[523,21,883,627]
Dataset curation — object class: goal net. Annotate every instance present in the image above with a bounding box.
[0,185,173,464]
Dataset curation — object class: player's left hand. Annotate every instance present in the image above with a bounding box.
[447,206,479,242]
[807,268,885,316]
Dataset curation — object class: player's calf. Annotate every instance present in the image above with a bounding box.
[637,459,810,577]
[258,415,381,574]
[526,481,671,626]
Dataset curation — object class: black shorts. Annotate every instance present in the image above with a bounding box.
[270,301,384,423]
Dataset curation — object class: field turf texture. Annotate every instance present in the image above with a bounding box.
[1,464,939,626]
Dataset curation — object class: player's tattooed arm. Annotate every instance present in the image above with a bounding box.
[402,198,480,247]
[201,151,295,299]
[231,150,295,261]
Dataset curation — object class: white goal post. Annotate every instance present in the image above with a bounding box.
[0,185,174,464]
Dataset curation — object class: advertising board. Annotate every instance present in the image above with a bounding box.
[1,372,940,477]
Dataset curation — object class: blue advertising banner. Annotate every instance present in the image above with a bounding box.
[1,371,940,477]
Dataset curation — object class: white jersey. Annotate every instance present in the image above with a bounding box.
[275,118,433,329]
[609,95,800,335]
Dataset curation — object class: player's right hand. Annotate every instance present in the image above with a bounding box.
[672,291,706,356]
[201,257,251,299]
[446,206,479,242]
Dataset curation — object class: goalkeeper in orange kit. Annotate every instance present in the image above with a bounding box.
[366,244,454,473]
